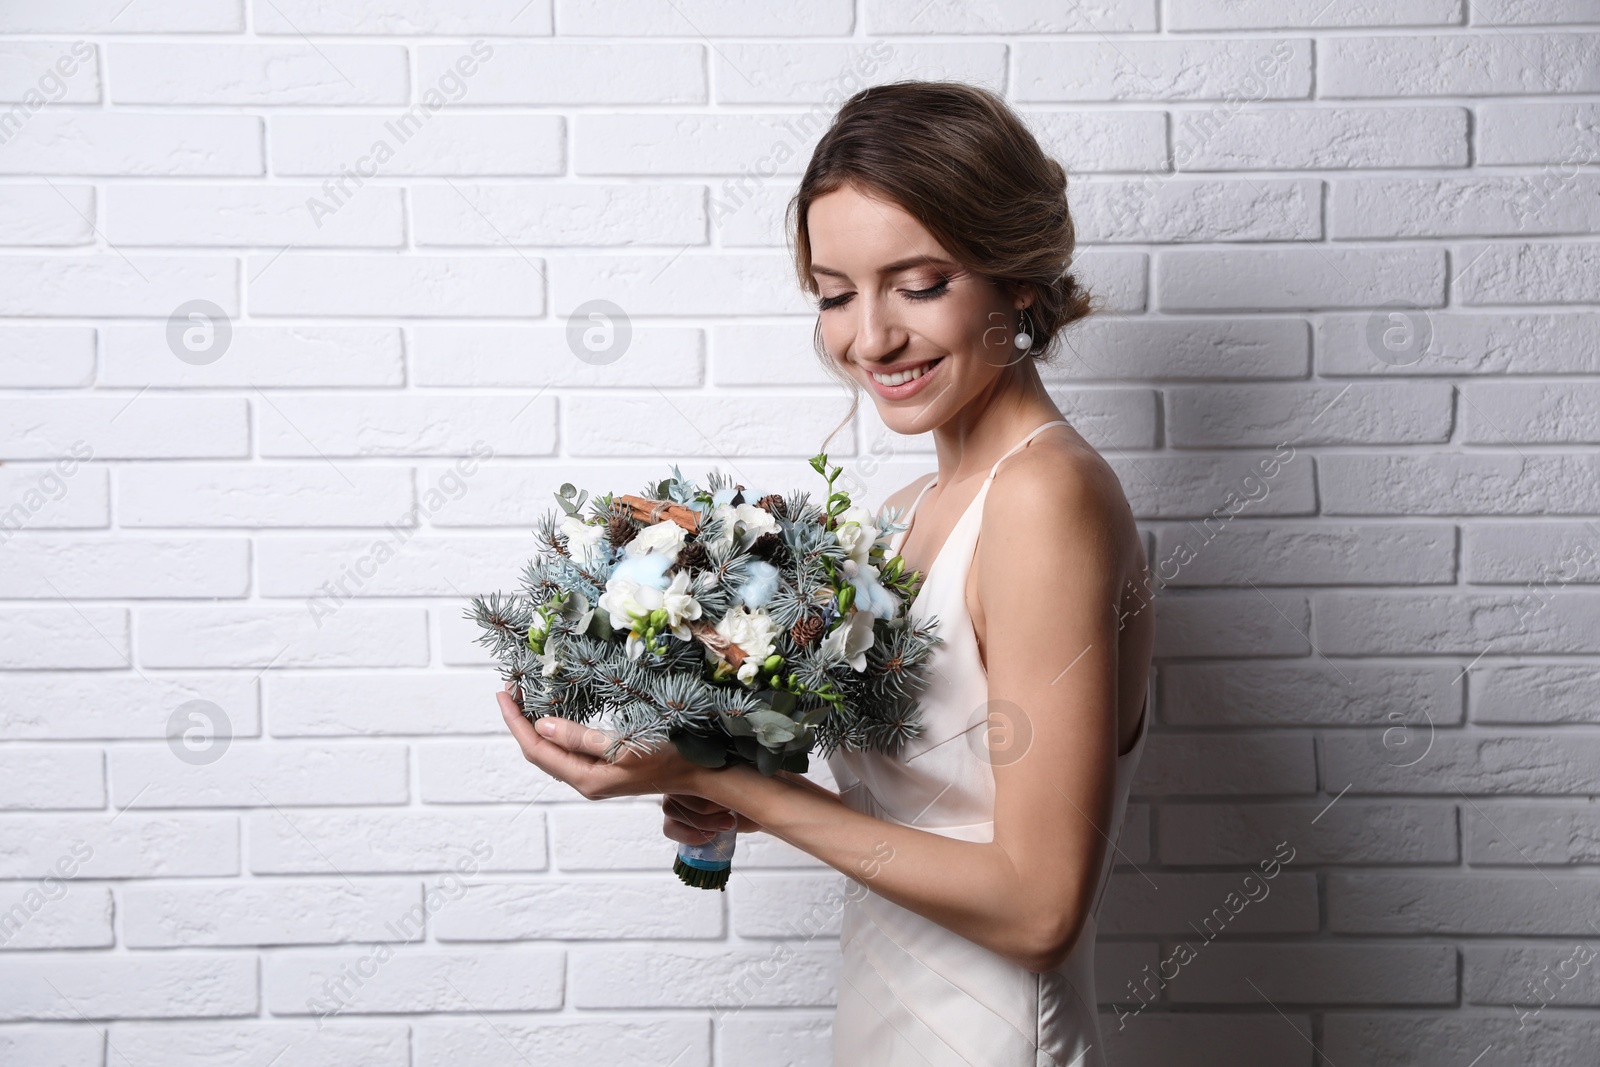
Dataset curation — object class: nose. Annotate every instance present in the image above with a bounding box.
[850,293,905,366]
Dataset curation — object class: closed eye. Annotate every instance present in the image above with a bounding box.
[817,277,949,311]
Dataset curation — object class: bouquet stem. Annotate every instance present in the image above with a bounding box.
[673,829,737,891]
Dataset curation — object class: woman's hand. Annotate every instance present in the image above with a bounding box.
[662,793,763,844]
[497,689,705,800]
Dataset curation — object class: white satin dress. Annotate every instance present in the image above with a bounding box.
[826,420,1150,1067]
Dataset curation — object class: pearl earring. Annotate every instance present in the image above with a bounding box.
[1013,307,1035,351]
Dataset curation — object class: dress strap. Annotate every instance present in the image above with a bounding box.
[986,419,1071,481]
[890,474,939,551]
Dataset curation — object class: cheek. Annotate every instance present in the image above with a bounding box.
[818,315,854,363]
[916,297,1007,363]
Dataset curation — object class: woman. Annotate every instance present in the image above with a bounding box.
[498,81,1154,1065]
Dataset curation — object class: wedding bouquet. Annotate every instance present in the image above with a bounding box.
[467,454,942,890]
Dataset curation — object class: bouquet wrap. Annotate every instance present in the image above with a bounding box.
[673,828,738,890]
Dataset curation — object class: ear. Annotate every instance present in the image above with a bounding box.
[1007,281,1038,312]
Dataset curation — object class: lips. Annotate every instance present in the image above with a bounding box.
[866,356,945,400]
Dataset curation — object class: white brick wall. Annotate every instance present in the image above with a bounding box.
[0,3,1597,1064]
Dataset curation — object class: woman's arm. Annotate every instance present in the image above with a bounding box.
[693,454,1132,974]
[660,769,833,843]
[513,458,1130,973]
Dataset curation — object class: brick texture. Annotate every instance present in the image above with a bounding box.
[1,8,1596,1065]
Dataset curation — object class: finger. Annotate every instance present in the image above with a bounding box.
[663,793,731,817]
[498,691,542,755]
[533,714,618,761]
[663,812,721,845]
[497,693,596,788]
[664,795,737,832]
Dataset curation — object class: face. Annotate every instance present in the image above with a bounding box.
[807,182,1030,436]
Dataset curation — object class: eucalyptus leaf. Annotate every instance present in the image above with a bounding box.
[671,730,729,769]
[756,743,783,776]
[717,709,755,737]
[799,705,832,727]
[745,709,800,747]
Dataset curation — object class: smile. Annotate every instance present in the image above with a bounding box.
[869,357,943,387]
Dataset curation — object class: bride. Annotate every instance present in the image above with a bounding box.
[499,80,1154,1066]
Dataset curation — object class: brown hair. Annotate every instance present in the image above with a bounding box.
[786,80,1096,438]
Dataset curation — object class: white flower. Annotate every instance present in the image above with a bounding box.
[714,604,779,665]
[737,660,760,684]
[598,556,700,649]
[538,645,560,677]
[560,513,607,567]
[625,518,688,560]
[708,502,779,553]
[598,577,649,632]
[660,569,702,639]
[832,503,878,567]
[821,607,876,672]
[597,554,671,631]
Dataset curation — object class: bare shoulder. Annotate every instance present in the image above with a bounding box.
[984,432,1133,537]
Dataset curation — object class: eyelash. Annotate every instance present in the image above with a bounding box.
[816,277,950,311]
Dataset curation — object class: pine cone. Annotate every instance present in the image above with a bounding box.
[677,538,710,574]
[606,509,638,549]
[756,493,787,519]
[749,531,788,565]
[789,613,824,647]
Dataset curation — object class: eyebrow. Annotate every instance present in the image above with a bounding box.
[810,254,956,280]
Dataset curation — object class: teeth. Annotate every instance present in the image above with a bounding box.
[871,360,937,387]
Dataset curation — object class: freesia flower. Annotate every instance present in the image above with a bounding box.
[560,513,607,567]
[708,502,779,553]
[832,503,879,567]
[597,556,702,658]
[660,569,702,637]
[714,605,779,682]
[597,553,672,634]
[821,606,876,672]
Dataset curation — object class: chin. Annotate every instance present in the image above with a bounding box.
[868,398,946,438]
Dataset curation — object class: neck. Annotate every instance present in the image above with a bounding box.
[929,359,1066,487]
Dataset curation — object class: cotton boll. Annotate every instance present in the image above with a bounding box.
[739,560,781,610]
[849,562,900,621]
[609,552,672,590]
